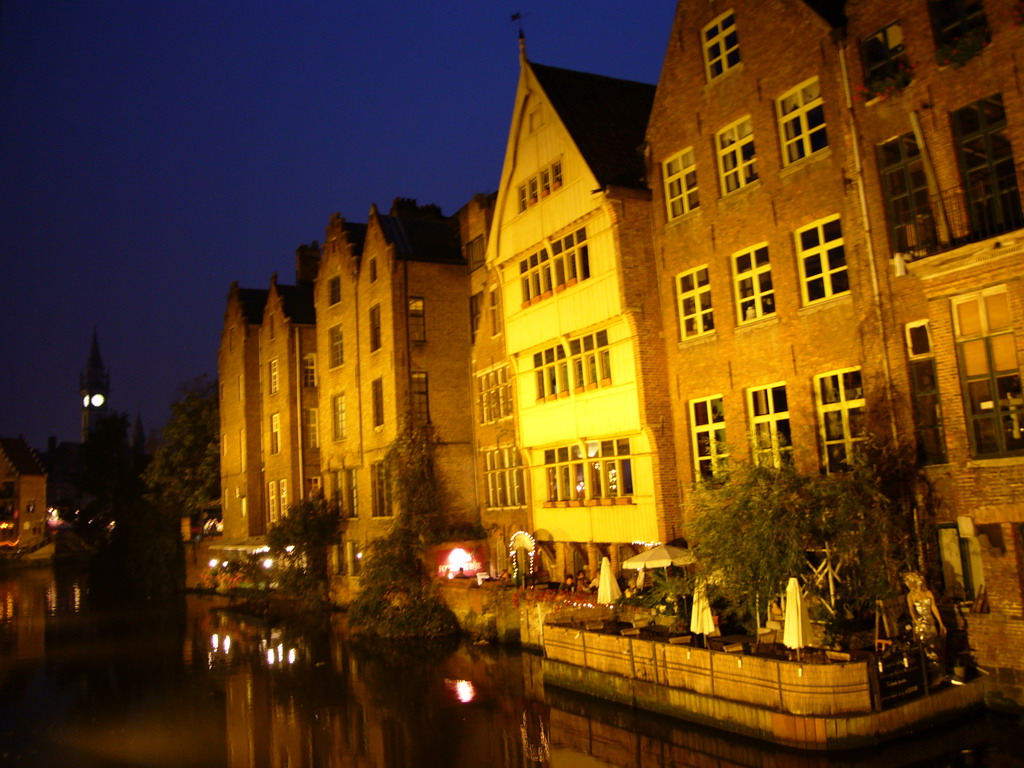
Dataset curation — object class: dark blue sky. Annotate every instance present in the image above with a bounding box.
[0,1,674,450]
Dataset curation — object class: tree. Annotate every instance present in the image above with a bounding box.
[266,497,342,606]
[690,437,922,647]
[348,414,460,638]
[142,375,220,520]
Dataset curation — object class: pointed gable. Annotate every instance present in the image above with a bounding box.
[0,437,45,477]
[531,62,655,189]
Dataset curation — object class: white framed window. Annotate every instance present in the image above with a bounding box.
[732,244,774,322]
[479,367,513,424]
[550,226,589,290]
[703,10,741,80]
[332,393,347,441]
[569,330,611,390]
[797,215,848,304]
[543,439,633,501]
[516,160,564,213]
[302,354,316,388]
[484,446,525,508]
[304,407,319,449]
[270,412,281,454]
[269,358,279,394]
[268,480,279,522]
[952,288,1023,457]
[717,116,758,194]
[534,344,569,399]
[279,479,288,515]
[815,368,865,472]
[664,148,699,219]
[489,288,501,335]
[690,396,727,479]
[777,77,828,165]
[748,383,791,467]
[676,266,714,339]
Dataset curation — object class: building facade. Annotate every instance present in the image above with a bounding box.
[0,437,47,549]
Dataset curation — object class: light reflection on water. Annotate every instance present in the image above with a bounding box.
[1,565,1021,767]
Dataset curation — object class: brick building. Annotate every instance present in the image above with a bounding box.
[484,45,683,585]
[314,200,477,603]
[843,0,1024,703]
[645,0,1023,703]
[218,282,269,541]
[0,437,47,550]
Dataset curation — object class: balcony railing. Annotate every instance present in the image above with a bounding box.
[889,168,1024,261]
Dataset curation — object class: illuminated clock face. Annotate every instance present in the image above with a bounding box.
[83,395,90,407]
[90,394,105,407]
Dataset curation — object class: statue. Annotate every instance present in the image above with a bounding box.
[902,570,946,680]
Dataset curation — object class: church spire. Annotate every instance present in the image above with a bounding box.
[80,327,110,441]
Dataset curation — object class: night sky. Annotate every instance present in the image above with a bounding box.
[1,2,674,451]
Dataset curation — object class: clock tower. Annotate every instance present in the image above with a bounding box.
[80,328,110,440]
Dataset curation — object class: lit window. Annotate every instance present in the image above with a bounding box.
[569,330,611,390]
[519,226,589,305]
[534,344,569,400]
[268,481,278,522]
[952,289,1023,457]
[703,10,741,80]
[664,148,699,219]
[777,78,828,165]
[543,439,633,502]
[732,244,774,323]
[328,325,344,368]
[676,266,714,339]
[332,393,347,441]
[717,116,757,194]
[690,396,727,479]
[797,215,848,304]
[815,368,865,472]
[748,383,791,467]
[279,479,288,516]
[408,296,425,343]
[905,321,946,463]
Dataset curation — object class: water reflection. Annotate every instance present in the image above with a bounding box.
[1,565,1021,767]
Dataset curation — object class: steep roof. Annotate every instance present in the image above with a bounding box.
[378,214,463,265]
[804,0,846,28]
[276,283,316,325]
[342,220,368,257]
[0,437,45,476]
[531,62,655,190]
[235,287,268,325]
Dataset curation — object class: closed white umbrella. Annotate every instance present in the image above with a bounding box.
[634,566,645,589]
[689,582,716,636]
[596,556,621,605]
[783,577,812,660]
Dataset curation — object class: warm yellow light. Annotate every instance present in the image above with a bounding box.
[262,558,273,569]
[208,559,219,568]
[447,548,472,566]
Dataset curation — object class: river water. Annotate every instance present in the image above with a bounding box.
[1,564,1021,767]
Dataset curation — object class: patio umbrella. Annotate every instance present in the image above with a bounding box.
[689,582,716,636]
[596,556,621,605]
[621,544,695,570]
[783,577,812,660]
